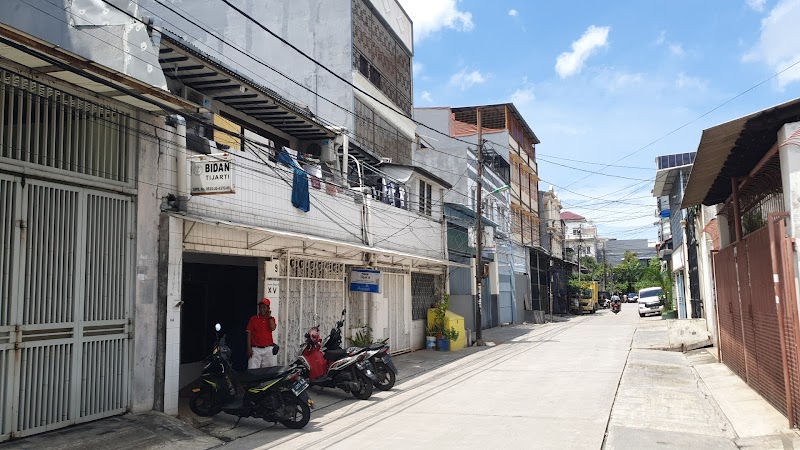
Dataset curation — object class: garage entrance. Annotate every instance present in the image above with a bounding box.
[179,254,258,387]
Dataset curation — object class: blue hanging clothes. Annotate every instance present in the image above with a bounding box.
[277,150,311,212]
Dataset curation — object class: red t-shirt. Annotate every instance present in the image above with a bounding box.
[246,315,276,346]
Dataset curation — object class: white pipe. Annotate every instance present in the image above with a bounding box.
[341,134,349,183]
[172,115,188,211]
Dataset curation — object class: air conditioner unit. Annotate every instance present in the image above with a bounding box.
[380,157,392,163]
[182,86,212,110]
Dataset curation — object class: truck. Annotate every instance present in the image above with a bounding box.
[570,281,599,314]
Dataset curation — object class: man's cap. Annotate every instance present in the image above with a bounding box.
[259,298,271,306]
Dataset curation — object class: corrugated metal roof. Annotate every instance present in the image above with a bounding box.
[683,97,800,208]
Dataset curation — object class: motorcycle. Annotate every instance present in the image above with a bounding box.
[600,298,611,309]
[611,301,621,314]
[188,324,312,429]
[326,330,398,391]
[298,310,378,400]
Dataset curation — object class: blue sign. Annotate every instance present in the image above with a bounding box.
[350,268,382,293]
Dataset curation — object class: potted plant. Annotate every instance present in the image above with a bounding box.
[425,325,438,350]
[440,326,459,351]
[432,294,450,350]
[350,324,373,347]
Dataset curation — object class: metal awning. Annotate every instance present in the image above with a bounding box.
[0,24,196,113]
[158,31,333,140]
[170,212,467,269]
[682,97,800,208]
[652,164,692,198]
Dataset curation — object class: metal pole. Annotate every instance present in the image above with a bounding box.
[475,108,484,344]
[731,178,743,242]
[549,229,554,323]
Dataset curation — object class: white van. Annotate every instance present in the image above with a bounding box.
[638,287,664,317]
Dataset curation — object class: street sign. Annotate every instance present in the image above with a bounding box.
[350,268,381,293]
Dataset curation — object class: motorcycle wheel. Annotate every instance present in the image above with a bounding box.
[277,391,311,429]
[189,385,222,417]
[373,363,396,391]
[351,371,374,400]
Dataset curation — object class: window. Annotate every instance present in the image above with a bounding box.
[419,180,433,216]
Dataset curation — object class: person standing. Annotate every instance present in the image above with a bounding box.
[246,298,278,369]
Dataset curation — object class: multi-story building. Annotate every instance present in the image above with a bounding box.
[0,2,452,440]
[534,187,569,317]
[561,211,601,262]
[653,152,697,319]
[415,103,540,329]
[414,106,512,332]
[141,0,454,411]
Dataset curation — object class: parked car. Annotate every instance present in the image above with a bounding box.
[637,287,664,317]
[627,292,639,303]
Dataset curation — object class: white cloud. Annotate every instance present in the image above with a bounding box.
[509,9,519,17]
[413,62,423,77]
[511,86,535,105]
[420,91,434,103]
[676,73,708,90]
[669,43,685,57]
[449,69,488,90]
[398,0,474,42]
[555,25,611,78]
[744,0,800,89]
[655,30,667,45]
[747,0,768,12]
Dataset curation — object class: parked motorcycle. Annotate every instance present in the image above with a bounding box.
[188,324,312,429]
[298,310,377,400]
[326,330,398,391]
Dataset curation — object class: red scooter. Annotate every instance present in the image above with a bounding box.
[296,310,377,400]
[611,299,622,314]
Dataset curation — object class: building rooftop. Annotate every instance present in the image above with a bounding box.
[560,211,585,221]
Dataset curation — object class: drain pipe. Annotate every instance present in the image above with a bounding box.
[168,115,188,211]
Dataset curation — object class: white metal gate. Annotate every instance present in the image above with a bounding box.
[0,175,133,441]
[277,257,346,366]
[382,273,411,353]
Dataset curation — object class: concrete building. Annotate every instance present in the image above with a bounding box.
[0,1,193,440]
[561,211,601,262]
[601,238,657,266]
[537,187,570,316]
[652,152,696,319]
[413,106,512,332]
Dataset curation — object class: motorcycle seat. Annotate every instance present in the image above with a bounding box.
[324,348,348,361]
[238,366,292,383]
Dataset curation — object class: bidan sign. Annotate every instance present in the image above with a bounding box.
[191,156,236,195]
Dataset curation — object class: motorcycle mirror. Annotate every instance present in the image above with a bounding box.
[214,323,221,332]
[341,309,346,316]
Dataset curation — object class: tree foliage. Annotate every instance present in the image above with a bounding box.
[612,251,644,294]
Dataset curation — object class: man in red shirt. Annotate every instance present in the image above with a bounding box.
[246,298,278,369]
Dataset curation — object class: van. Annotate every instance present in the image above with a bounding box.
[638,287,664,317]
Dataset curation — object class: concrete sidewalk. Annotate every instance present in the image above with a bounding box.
[606,316,800,450]
[0,319,569,449]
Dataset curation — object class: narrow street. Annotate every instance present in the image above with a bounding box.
[224,308,638,449]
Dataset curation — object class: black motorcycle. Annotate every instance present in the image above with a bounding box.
[189,324,312,429]
[327,330,398,391]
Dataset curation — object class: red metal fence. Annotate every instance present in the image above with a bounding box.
[713,216,799,426]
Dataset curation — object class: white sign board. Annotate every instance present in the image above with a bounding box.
[265,279,280,300]
[350,268,381,293]
[191,158,235,195]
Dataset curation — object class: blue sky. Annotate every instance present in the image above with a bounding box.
[399,0,800,240]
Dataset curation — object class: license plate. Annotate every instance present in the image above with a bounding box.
[291,378,309,396]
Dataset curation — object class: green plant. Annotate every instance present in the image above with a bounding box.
[351,324,372,346]
[443,327,459,342]
[429,294,451,338]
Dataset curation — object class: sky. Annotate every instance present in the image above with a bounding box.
[398,0,800,241]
